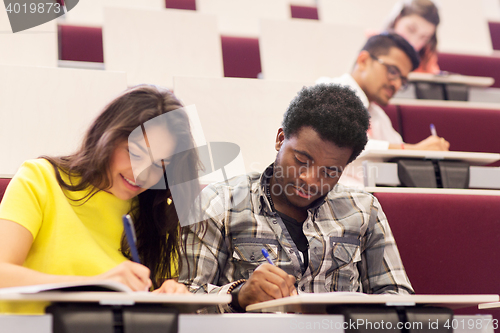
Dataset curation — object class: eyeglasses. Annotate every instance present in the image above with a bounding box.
[369,54,409,90]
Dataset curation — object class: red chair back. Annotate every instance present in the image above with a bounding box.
[438,52,500,89]
[290,5,319,20]
[0,178,11,203]
[165,0,196,10]
[374,192,500,320]
[58,25,104,63]
[221,36,262,79]
[399,104,500,166]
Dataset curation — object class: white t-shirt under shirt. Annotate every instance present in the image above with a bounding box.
[316,74,403,188]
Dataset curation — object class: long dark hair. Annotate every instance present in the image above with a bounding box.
[43,85,201,288]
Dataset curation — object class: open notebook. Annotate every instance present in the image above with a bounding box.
[0,280,133,294]
[0,281,231,312]
[246,293,500,313]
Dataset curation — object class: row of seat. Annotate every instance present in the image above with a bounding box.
[168,0,500,52]
[58,24,500,88]
[166,0,319,19]
[85,0,492,55]
[57,22,500,88]
[0,65,498,321]
[374,191,500,321]
[1,178,498,322]
[58,25,264,78]
[381,103,500,166]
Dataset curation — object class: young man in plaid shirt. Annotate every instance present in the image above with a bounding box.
[179,84,413,312]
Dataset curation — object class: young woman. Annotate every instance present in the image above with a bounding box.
[385,0,440,73]
[0,85,201,313]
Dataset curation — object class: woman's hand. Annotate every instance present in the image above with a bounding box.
[152,279,190,294]
[94,261,152,291]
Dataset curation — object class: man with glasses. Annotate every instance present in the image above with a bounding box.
[317,32,449,187]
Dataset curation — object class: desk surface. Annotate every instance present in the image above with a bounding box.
[2,314,495,333]
[479,302,500,309]
[356,149,500,166]
[246,294,500,313]
[408,72,494,87]
[390,98,500,109]
[0,292,230,313]
[366,187,500,196]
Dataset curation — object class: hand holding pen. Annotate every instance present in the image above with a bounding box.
[94,212,151,292]
[232,248,297,310]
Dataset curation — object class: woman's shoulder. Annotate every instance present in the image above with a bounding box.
[15,158,80,191]
[16,158,55,179]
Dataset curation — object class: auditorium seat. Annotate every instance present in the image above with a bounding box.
[103,7,223,88]
[0,178,11,203]
[220,36,262,78]
[259,19,365,82]
[374,191,500,320]
[290,5,319,20]
[438,53,500,89]
[165,0,196,10]
[398,104,500,166]
[488,21,500,51]
[58,24,104,63]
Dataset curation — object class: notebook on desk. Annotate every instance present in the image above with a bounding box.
[0,281,231,313]
[0,280,133,294]
[246,293,500,313]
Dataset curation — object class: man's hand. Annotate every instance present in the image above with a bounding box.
[238,263,297,309]
[405,135,450,151]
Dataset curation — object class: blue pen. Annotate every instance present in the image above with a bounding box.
[123,214,141,263]
[261,248,275,265]
[430,123,437,136]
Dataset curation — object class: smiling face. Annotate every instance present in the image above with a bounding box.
[356,47,413,106]
[394,14,436,52]
[270,126,353,213]
[107,125,176,201]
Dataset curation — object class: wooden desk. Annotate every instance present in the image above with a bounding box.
[246,294,499,313]
[0,292,229,313]
[3,313,496,333]
[259,19,365,82]
[408,72,494,87]
[103,7,223,88]
[359,150,500,190]
[479,302,500,310]
[196,0,289,37]
[0,65,127,176]
[357,150,500,166]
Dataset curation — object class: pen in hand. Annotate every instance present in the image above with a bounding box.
[262,248,298,297]
[123,214,141,264]
[430,123,437,137]
[261,248,275,265]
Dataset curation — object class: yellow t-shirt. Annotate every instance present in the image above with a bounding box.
[0,159,132,314]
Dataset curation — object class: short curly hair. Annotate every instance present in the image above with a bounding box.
[282,84,370,164]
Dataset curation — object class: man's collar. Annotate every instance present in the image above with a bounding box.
[343,73,370,109]
[258,164,274,215]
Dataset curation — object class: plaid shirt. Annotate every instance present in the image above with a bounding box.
[179,165,413,312]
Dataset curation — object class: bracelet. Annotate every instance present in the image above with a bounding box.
[228,279,247,313]
[227,279,246,294]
